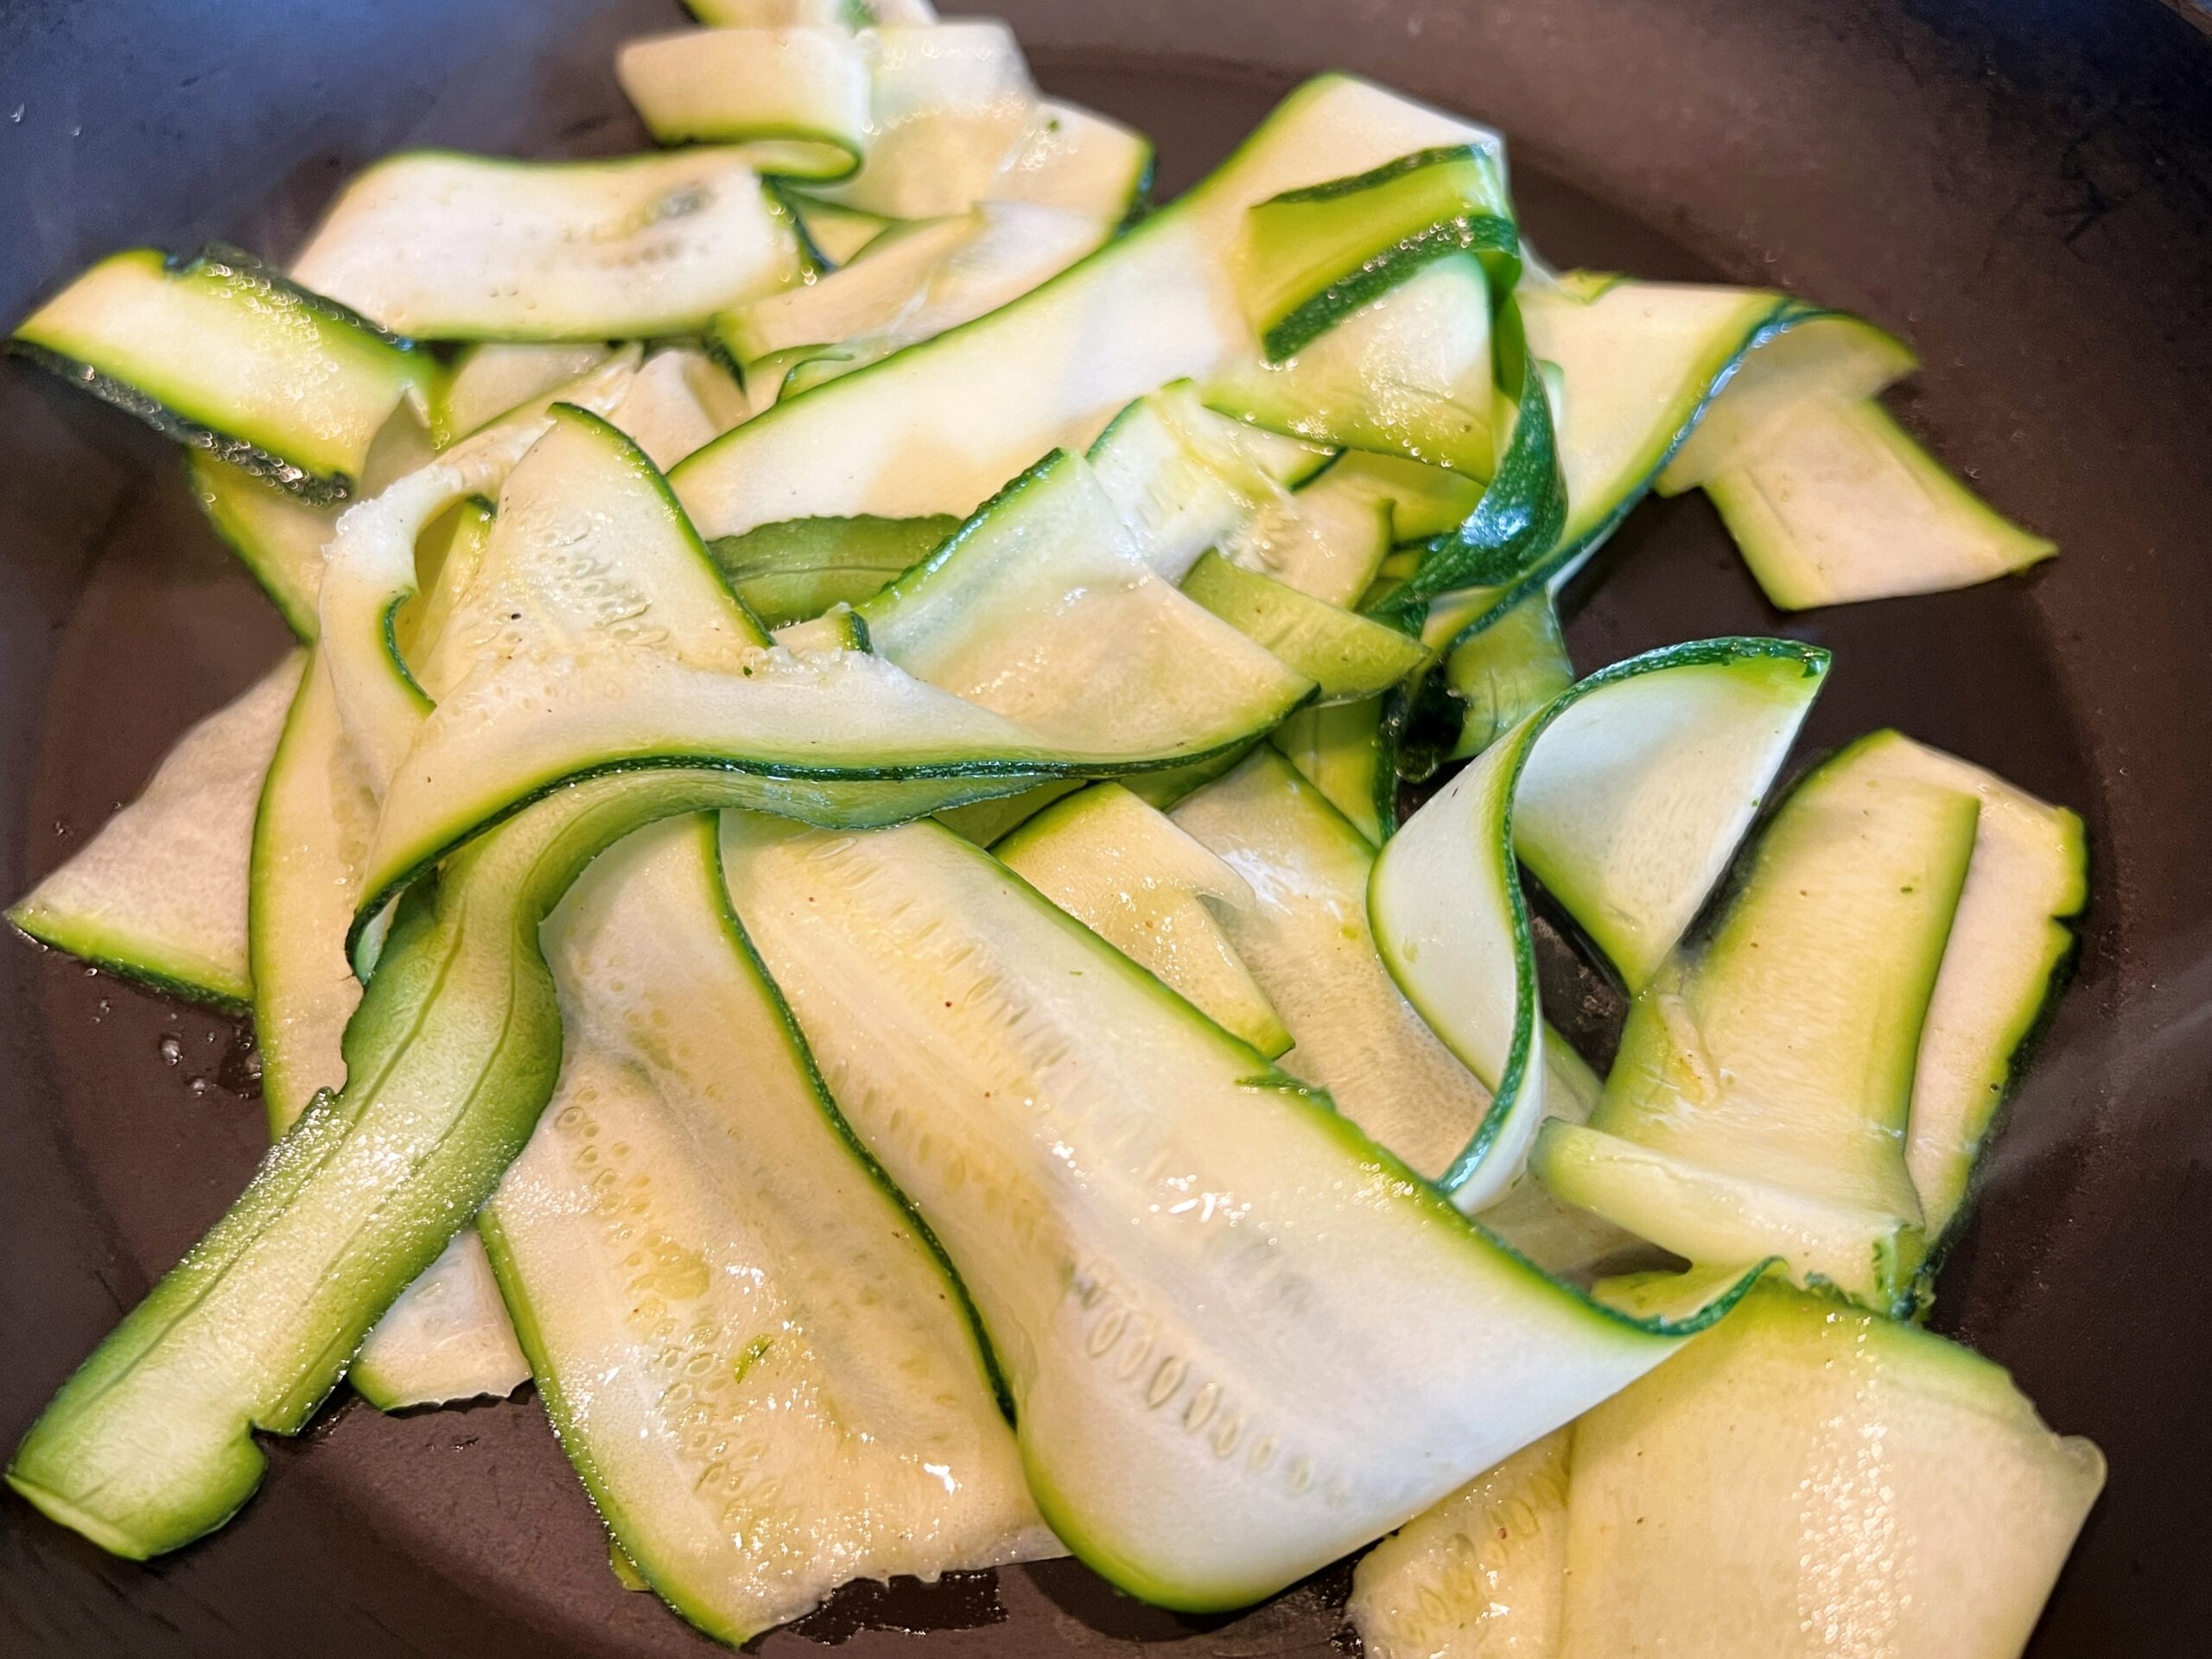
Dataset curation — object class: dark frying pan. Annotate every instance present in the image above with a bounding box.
[3,1,2209,1652]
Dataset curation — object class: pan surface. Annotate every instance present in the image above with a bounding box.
[3,1,2209,1653]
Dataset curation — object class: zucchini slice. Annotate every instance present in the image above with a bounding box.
[1853,733,2088,1250]
[671,74,1508,538]
[432,342,615,447]
[1173,749,1493,1177]
[1180,551,1429,704]
[13,246,436,503]
[289,150,804,340]
[804,22,1039,219]
[1348,1430,1572,1659]
[721,203,1109,405]
[249,654,378,1131]
[1269,697,1394,845]
[709,512,958,626]
[1560,1276,2105,1659]
[10,654,303,1012]
[852,448,1314,755]
[617,27,870,181]
[1173,744,1633,1288]
[1535,734,1982,1310]
[607,345,749,472]
[1371,640,1828,1209]
[1702,397,2057,609]
[19,753,1007,1557]
[484,817,1052,1642]
[1239,143,1516,360]
[995,783,1292,1056]
[994,101,1154,222]
[716,809,1760,1611]
[1205,251,1497,475]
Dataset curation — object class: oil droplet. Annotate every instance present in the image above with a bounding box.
[157,1035,182,1065]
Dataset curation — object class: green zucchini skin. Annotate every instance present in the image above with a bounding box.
[708,513,958,626]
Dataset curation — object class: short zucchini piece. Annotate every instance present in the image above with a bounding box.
[854,448,1314,757]
[10,654,303,1012]
[484,817,1052,1643]
[718,810,1759,1612]
[1268,697,1394,845]
[13,246,436,503]
[1442,588,1573,760]
[1560,1275,2105,1659]
[995,783,1291,1056]
[1702,397,2057,608]
[1535,734,1981,1310]
[289,150,804,340]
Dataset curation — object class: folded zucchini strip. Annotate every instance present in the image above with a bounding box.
[12,246,437,503]
[1855,733,2088,1254]
[10,767,818,1557]
[1560,1275,2104,1659]
[1533,733,1980,1310]
[483,817,1055,1643]
[1656,310,2056,607]
[671,75,1510,539]
[995,782,1292,1056]
[289,150,805,340]
[721,202,1110,405]
[1240,143,1517,361]
[8,654,303,1012]
[605,344,751,472]
[1172,748,1640,1281]
[716,809,1761,1611]
[1370,639,1829,1211]
[1180,551,1430,704]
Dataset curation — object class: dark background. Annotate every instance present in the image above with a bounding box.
[2,1,2209,1652]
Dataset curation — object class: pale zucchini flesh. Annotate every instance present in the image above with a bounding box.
[616,27,870,180]
[995,782,1291,1057]
[1349,1430,1572,1659]
[289,150,805,340]
[10,654,303,1012]
[1560,1277,2105,1659]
